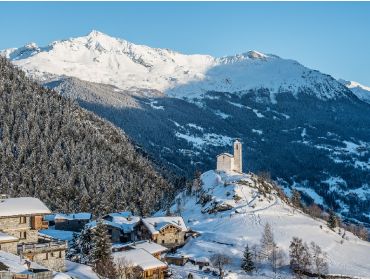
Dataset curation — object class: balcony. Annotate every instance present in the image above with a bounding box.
[18,240,67,255]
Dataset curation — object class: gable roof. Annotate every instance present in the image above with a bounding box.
[141,216,187,234]
[0,197,50,217]
[113,249,167,271]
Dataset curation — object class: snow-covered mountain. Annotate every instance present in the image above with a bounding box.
[1,31,370,227]
[161,170,370,278]
[1,30,350,102]
[339,79,370,104]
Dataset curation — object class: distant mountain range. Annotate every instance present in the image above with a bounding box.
[1,31,369,226]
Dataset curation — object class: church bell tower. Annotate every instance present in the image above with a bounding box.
[233,139,242,173]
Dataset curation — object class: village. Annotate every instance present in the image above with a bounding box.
[0,140,245,279]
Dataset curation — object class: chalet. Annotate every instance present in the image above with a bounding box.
[88,211,140,243]
[0,197,67,272]
[113,248,168,279]
[54,213,92,232]
[140,216,188,248]
[0,250,52,279]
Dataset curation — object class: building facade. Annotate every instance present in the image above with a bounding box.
[216,139,243,173]
[0,197,67,272]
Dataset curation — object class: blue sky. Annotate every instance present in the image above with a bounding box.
[1,2,369,85]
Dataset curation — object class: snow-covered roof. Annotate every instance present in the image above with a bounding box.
[127,240,168,255]
[0,232,18,242]
[54,213,92,221]
[0,197,51,217]
[0,251,47,274]
[217,153,233,158]
[142,216,187,234]
[87,213,140,233]
[113,249,167,271]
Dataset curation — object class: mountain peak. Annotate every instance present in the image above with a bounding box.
[87,30,110,39]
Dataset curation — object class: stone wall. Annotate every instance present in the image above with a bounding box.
[31,249,66,272]
[154,228,186,248]
[0,216,38,243]
[216,154,234,172]
[0,241,18,254]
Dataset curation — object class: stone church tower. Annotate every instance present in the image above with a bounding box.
[216,139,243,173]
[233,139,242,173]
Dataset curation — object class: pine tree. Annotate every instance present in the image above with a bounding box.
[327,210,338,230]
[91,220,117,278]
[291,189,302,209]
[241,244,255,273]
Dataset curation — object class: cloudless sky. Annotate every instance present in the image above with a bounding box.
[0,2,369,85]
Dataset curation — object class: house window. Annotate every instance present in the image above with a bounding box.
[162,240,165,244]
[58,251,62,258]
[43,253,48,260]
[19,231,27,240]
[175,239,178,244]
[50,252,54,257]
[19,216,26,224]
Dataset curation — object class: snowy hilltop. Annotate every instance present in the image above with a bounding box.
[161,170,370,278]
[339,79,370,104]
[1,30,350,102]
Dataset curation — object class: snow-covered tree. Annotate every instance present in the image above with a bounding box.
[91,220,117,278]
[241,244,255,273]
[327,210,339,230]
[289,237,311,277]
[260,222,275,260]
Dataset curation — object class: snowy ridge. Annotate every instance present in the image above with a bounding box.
[162,170,370,278]
[339,79,370,104]
[1,30,350,102]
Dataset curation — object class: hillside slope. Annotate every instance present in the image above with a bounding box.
[0,56,173,215]
[163,170,370,278]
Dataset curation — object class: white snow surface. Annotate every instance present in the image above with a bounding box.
[59,261,98,279]
[39,229,75,241]
[117,240,168,255]
[113,248,167,270]
[0,197,50,217]
[1,30,349,102]
[0,251,47,274]
[162,170,370,278]
[54,212,92,221]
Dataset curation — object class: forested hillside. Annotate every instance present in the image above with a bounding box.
[0,56,173,215]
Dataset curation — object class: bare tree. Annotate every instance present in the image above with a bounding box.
[310,242,328,277]
[260,222,275,260]
[115,257,142,279]
[210,253,231,278]
[289,237,311,277]
[270,244,286,277]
